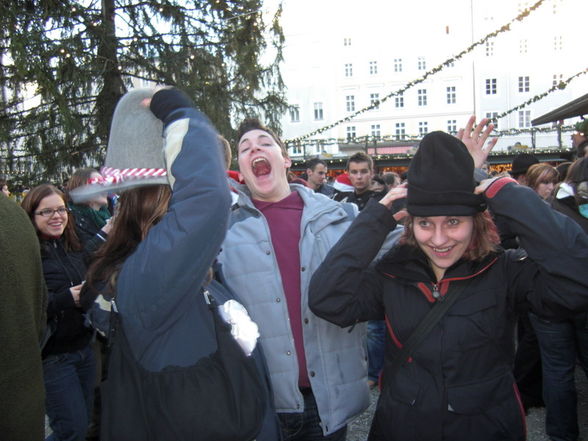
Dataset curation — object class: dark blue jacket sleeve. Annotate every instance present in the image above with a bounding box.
[485,179,588,317]
[116,108,231,331]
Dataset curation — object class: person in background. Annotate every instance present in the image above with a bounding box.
[1,179,11,197]
[382,172,401,192]
[510,153,539,186]
[525,163,559,202]
[309,118,588,441]
[370,175,386,193]
[572,119,588,159]
[22,184,95,441]
[556,162,572,185]
[0,195,47,441]
[306,158,335,197]
[532,157,588,441]
[334,152,385,210]
[65,168,113,253]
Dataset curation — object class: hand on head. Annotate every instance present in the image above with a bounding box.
[379,183,408,221]
[457,116,498,168]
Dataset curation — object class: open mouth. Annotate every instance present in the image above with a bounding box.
[252,157,271,177]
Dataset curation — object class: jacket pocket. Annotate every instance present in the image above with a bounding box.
[446,291,498,351]
[447,372,513,415]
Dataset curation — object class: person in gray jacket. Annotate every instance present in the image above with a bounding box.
[217,118,403,441]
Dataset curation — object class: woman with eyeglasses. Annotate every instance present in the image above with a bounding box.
[22,184,95,441]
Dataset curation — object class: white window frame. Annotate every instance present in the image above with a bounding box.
[370,93,380,110]
[518,110,531,128]
[345,95,355,112]
[417,89,427,106]
[394,58,403,72]
[346,126,356,141]
[395,122,406,140]
[518,76,530,93]
[290,105,300,123]
[313,102,323,121]
[446,86,456,104]
[369,61,378,75]
[485,78,497,95]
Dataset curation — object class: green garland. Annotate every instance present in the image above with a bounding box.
[286,0,547,145]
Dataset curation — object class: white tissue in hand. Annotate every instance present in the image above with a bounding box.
[219,300,260,356]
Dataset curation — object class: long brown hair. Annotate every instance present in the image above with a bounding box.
[21,184,82,251]
[84,184,172,295]
[65,168,99,202]
[402,210,500,262]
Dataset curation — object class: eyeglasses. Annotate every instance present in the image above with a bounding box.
[35,207,69,217]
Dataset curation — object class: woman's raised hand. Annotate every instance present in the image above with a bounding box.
[457,115,498,168]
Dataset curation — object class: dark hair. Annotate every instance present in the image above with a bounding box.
[65,168,100,203]
[383,172,400,187]
[306,158,327,171]
[346,151,374,171]
[21,184,82,251]
[372,175,385,186]
[83,185,172,296]
[565,157,588,184]
[526,163,559,191]
[236,118,288,158]
[402,211,500,262]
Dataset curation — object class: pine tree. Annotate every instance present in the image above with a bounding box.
[0,0,287,185]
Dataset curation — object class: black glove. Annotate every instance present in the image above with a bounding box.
[149,88,195,122]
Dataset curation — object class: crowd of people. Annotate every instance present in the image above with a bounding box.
[2,87,588,441]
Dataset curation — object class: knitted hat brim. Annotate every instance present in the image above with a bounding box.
[407,185,485,216]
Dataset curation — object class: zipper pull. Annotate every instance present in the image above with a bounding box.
[432,284,442,302]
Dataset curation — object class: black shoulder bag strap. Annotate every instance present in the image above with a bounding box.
[388,279,472,376]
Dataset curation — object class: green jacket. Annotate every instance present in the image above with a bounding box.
[0,196,47,441]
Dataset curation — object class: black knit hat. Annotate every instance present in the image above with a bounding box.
[510,153,539,177]
[407,131,485,216]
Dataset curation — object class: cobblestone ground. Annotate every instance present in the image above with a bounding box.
[348,368,588,441]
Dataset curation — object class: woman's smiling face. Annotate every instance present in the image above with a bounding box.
[413,215,474,281]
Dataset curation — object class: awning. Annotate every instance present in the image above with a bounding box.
[532,93,588,126]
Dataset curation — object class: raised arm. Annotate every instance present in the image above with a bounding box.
[116,89,231,330]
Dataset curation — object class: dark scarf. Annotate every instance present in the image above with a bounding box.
[69,203,111,229]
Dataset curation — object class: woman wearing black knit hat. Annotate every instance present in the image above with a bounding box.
[309,116,588,441]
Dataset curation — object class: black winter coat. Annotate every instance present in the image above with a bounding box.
[40,238,93,358]
[309,179,588,441]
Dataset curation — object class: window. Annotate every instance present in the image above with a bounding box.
[290,105,300,122]
[485,112,499,129]
[394,58,403,72]
[417,57,426,70]
[395,123,406,140]
[446,86,456,104]
[344,63,353,77]
[395,93,404,108]
[369,61,378,75]
[553,35,563,51]
[485,41,494,57]
[518,110,531,128]
[519,39,528,55]
[346,126,356,141]
[552,73,563,87]
[345,95,355,112]
[370,93,380,109]
[313,102,323,120]
[447,120,457,134]
[291,145,302,155]
[417,89,427,106]
[344,37,352,46]
[518,76,530,93]
[485,78,497,95]
[418,122,428,136]
[371,124,381,139]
